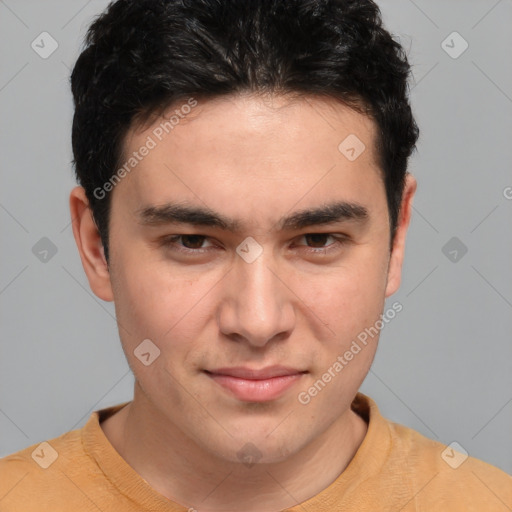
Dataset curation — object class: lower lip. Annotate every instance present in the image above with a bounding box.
[206,372,304,402]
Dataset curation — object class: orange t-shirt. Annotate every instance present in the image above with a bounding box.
[1,393,511,511]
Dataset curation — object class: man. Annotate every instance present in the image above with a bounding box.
[1,0,510,510]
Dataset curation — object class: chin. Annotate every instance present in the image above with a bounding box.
[203,427,304,466]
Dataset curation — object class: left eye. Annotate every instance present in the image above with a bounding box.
[296,233,340,248]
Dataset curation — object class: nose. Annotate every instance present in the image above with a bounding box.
[217,248,296,348]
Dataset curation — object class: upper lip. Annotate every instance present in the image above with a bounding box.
[205,366,306,380]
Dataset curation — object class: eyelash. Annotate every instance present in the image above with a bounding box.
[160,233,349,256]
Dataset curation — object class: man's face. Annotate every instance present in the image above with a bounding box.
[104,93,403,463]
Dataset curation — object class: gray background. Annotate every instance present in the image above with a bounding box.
[1,0,511,476]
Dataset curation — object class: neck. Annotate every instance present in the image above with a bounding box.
[101,384,368,512]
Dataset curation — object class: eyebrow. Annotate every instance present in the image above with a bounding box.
[137,200,369,232]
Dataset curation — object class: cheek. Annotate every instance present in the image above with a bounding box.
[110,248,222,351]
[307,253,388,331]
[296,262,387,412]
[110,260,212,400]
[112,265,172,341]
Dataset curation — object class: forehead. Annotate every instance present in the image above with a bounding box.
[142,92,373,146]
[124,92,379,170]
[113,93,385,230]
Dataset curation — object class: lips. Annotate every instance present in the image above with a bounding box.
[207,366,305,379]
[205,366,307,402]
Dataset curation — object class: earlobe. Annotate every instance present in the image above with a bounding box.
[384,173,417,298]
[69,186,114,302]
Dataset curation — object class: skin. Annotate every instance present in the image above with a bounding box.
[70,92,416,512]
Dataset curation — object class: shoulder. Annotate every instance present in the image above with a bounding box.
[0,425,99,511]
[0,402,134,511]
[387,420,512,510]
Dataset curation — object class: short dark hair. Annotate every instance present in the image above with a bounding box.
[71,0,419,262]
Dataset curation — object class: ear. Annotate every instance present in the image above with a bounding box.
[69,186,114,302]
[385,173,417,298]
